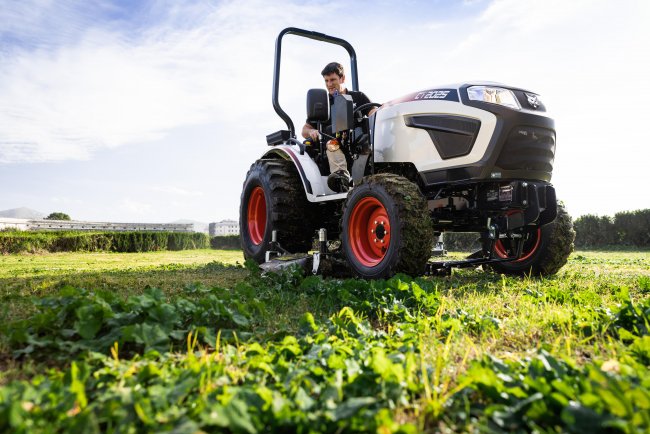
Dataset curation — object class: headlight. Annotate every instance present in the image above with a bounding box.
[467,86,521,109]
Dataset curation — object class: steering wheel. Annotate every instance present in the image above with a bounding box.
[353,102,382,115]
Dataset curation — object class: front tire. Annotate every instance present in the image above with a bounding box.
[239,159,314,263]
[488,202,575,276]
[341,174,434,279]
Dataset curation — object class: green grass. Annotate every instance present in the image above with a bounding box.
[0,248,243,278]
[0,248,648,432]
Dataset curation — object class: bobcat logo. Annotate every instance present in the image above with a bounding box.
[525,93,540,109]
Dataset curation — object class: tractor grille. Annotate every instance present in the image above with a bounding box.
[496,126,555,174]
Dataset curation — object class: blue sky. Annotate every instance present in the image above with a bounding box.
[1,0,649,223]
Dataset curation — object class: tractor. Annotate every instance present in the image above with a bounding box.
[239,27,574,279]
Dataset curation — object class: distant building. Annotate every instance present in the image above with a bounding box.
[210,219,239,236]
[0,218,29,231]
[0,218,193,232]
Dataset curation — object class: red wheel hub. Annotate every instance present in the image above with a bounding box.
[494,228,541,262]
[247,186,266,245]
[348,197,391,267]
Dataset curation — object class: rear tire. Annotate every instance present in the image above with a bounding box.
[341,174,434,279]
[239,159,315,263]
[488,202,575,276]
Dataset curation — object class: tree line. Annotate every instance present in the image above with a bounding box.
[442,208,650,251]
[573,209,650,248]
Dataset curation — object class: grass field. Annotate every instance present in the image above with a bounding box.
[0,248,648,432]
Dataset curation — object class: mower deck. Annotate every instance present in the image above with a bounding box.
[260,250,519,277]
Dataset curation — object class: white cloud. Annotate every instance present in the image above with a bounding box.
[0,0,328,164]
[50,196,83,205]
[120,198,152,216]
[150,186,204,197]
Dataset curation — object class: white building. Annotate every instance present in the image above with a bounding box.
[0,218,29,231]
[27,220,193,232]
[209,219,239,236]
[0,218,192,232]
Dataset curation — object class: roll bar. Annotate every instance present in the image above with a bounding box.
[272,27,359,138]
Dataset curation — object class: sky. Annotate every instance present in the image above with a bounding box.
[1,0,649,223]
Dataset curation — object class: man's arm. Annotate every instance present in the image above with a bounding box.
[356,91,378,116]
[302,123,320,140]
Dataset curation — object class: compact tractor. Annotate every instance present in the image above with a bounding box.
[239,28,574,279]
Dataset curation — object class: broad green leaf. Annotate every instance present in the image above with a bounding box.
[222,398,257,434]
[131,323,169,351]
[74,304,106,340]
[294,387,315,411]
[561,401,610,434]
[333,397,377,421]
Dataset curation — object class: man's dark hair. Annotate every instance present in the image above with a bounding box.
[321,62,344,77]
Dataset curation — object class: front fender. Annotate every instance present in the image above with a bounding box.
[262,144,347,202]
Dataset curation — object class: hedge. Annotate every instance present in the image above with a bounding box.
[210,235,241,250]
[0,231,209,254]
[442,232,482,252]
[208,233,482,252]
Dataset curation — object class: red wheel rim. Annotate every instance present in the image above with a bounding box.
[494,228,541,262]
[348,197,391,267]
[247,186,266,245]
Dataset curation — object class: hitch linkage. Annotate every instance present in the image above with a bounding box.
[424,219,525,276]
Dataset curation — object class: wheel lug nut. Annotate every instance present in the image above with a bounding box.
[381,240,384,243]
[374,238,377,242]
[371,229,374,233]
[374,220,377,224]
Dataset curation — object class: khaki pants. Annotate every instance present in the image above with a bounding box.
[326,141,348,174]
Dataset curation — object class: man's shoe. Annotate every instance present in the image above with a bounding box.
[327,170,351,193]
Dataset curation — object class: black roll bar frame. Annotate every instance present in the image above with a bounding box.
[272,27,359,138]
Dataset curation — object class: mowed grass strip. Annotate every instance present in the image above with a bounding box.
[0,249,246,326]
[0,249,244,279]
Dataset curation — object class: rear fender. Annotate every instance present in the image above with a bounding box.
[262,144,347,202]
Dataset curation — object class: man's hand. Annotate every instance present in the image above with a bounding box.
[302,123,321,141]
[308,128,320,140]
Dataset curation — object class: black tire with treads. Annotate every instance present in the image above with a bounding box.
[341,174,434,279]
[239,159,315,263]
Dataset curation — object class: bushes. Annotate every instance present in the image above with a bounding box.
[0,231,209,254]
[168,232,209,251]
[442,208,650,250]
[210,235,241,250]
[442,232,482,252]
[573,214,616,247]
[446,208,650,250]
[575,209,650,248]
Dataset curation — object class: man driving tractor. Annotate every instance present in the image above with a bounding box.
[301,62,376,192]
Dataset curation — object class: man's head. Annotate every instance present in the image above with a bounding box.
[321,62,345,95]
